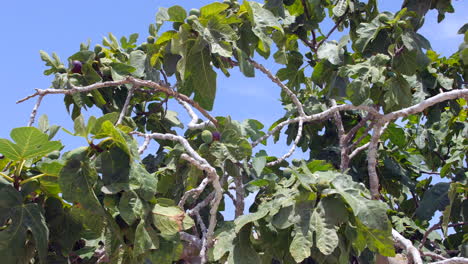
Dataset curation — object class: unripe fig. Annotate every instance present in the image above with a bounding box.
[71,60,82,74]
[97,52,106,59]
[189,8,200,17]
[316,179,329,192]
[147,36,155,44]
[187,15,198,25]
[102,66,111,76]
[46,150,60,159]
[199,143,210,154]
[201,130,213,143]
[212,131,221,141]
[173,22,183,31]
[94,44,103,53]
[283,168,293,177]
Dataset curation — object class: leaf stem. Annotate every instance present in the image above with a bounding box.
[20,173,52,185]
[0,172,14,182]
[16,160,26,177]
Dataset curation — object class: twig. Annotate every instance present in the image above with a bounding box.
[429,258,468,264]
[316,15,346,50]
[349,142,370,159]
[177,99,214,130]
[392,229,423,264]
[419,222,467,250]
[367,122,385,200]
[248,59,306,117]
[180,232,202,250]
[383,89,468,122]
[17,76,219,127]
[27,94,44,127]
[348,122,375,152]
[267,119,304,166]
[116,86,136,125]
[233,174,245,217]
[344,114,373,144]
[422,252,447,261]
[252,104,380,148]
[331,100,347,170]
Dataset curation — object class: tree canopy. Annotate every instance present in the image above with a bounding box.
[0,0,467,263]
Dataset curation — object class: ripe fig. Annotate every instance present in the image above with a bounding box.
[201,130,213,143]
[71,60,82,74]
[212,131,221,141]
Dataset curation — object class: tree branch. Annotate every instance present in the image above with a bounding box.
[267,119,304,166]
[316,15,346,50]
[27,94,44,127]
[367,122,385,200]
[17,76,219,127]
[177,99,214,130]
[430,258,468,264]
[248,59,306,117]
[419,222,467,250]
[116,85,136,125]
[392,229,423,264]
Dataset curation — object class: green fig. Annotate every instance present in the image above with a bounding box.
[201,130,213,143]
[147,36,155,44]
[189,8,200,17]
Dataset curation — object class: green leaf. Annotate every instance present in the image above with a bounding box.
[167,5,187,22]
[290,202,314,262]
[212,223,236,261]
[0,185,49,263]
[0,127,62,161]
[229,228,261,264]
[99,146,131,186]
[184,47,217,111]
[311,206,339,255]
[317,41,344,65]
[415,182,450,221]
[333,0,348,17]
[37,160,64,176]
[59,147,104,213]
[385,123,406,148]
[442,183,458,235]
[129,50,146,77]
[134,220,159,256]
[119,191,143,225]
[353,13,389,53]
[200,2,229,17]
[252,156,266,176]
[73,114,87,138]
[234,208,269,233]
[383,75,412,112]
[44,197,83,254]
[152,204,194,235]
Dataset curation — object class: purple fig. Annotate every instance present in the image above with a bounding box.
[212,131,221,141]
[71,60,82,74]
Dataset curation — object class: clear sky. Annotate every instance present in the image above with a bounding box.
[0,1,466,218]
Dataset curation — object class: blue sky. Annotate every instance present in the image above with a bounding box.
[0,1,466,218]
